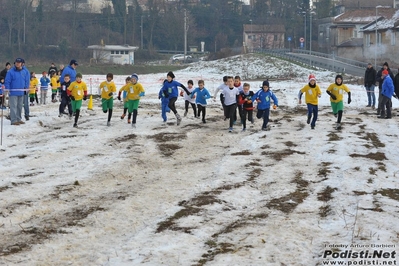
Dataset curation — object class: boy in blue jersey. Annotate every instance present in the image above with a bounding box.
[160,71,190,125]
[252,80,278,131]
[191,80,211,123]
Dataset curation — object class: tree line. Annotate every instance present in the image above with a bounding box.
[0,0,335,63]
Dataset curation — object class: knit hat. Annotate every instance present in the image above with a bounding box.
[262,80,269,87]
[335,74,343,85]
[383,62,389,67]
[76,73,82,78]
[382,70,389,75]
[167,71,175,79]
[131,73,138,81]
[70,59,78,66]
[308,74,316,82]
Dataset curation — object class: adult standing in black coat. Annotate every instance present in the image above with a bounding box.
[364,63,377,109]
[0,62,11,79]
[376,62,394,115]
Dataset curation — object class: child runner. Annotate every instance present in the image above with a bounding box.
[183,79,197,118]
[213,76,228,119]
[58,74,72,118]
[50,71,58,102]
[238,83,255,131]
[252,80,278,131]
[160,71,190,125]
[298,74,322,129]
[39,71,50,105]
[99,73,116,126]
[120,76,131,120]
[221,76,240,132]
[117,73,145,128]
[67,73,87,128]
[326,74,351,130]
[158,79,171,124]
[29,72,39,106]
[190,80,211,123]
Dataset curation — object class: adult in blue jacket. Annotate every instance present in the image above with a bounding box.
[5,58,30,125]
[60,59,78,83]
[378,69,394,119]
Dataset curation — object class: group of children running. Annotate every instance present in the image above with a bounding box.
[53,70,351,131]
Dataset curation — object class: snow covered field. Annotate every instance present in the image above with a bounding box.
[1,54,398,266]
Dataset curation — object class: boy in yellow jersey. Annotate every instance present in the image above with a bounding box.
[117,73,145,128]
[29,72,39,106]
[50,71,58,102]
[67,73,87,128]
[119,76,131,120]
[326,74,351,130]
[99,73,116,126]
[298,74,322,129]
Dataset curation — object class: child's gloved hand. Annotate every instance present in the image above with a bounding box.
[273,105,277,110]
[108,92,113,97]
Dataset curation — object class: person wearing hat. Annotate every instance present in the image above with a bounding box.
[326,74,351,130]
[160,71,190,126]
[375,62,394,115]
[60,59,78,84]
[117,73,145,128]
[67,72,87,128]
[298,74,322,129]
[251,79,278,131]
[377,69,394,119]
[4,58,30,125]
[99,73,116,126]
[364,63,377,109]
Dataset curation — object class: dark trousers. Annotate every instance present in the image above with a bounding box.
[241,109,253,129]
[257,108,270,129]
[307,103,318,127]
[59,96,72,115]
[379,95,392,118]
[168,97,178,114]
[185,100,197,117]
[225,103,237,128]
[197,104,206,120]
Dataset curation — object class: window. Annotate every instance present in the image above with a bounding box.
[111,51,115,54]
[377,32,381,46]
[274,35,277,41]
[125,51,129,54]
[116,51,120,54]
[391,31,396,46]
[366,34,371,47]
[353,30,358,38]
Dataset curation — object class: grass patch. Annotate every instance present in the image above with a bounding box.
[156,206,201,233]
[350,152,387,161]
[319,205,332,218]
[318,162,332,177]
[359,133,385,148]
[284,141,297,147]
[327,132,342,141]
[317,186,337,201]
[263,148,305,160]
[231,150,252,156]
[374,189,399,201]
[157,143,181,156]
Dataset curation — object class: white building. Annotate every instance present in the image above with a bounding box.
[87,45,139,65]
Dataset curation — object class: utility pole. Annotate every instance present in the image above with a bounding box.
[184,9,188,63]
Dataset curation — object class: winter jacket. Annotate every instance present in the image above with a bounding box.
[191,87,211,105]
[381,75,394,98]
[252,89,278,110]
[161,80,185,99]
[60,65,76,83]
[364,67,376,87]
[40,76,50,90]
[394,73,399,97]
[376,68,394,90]
[4,66,30,96]
[238,91,255,110]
